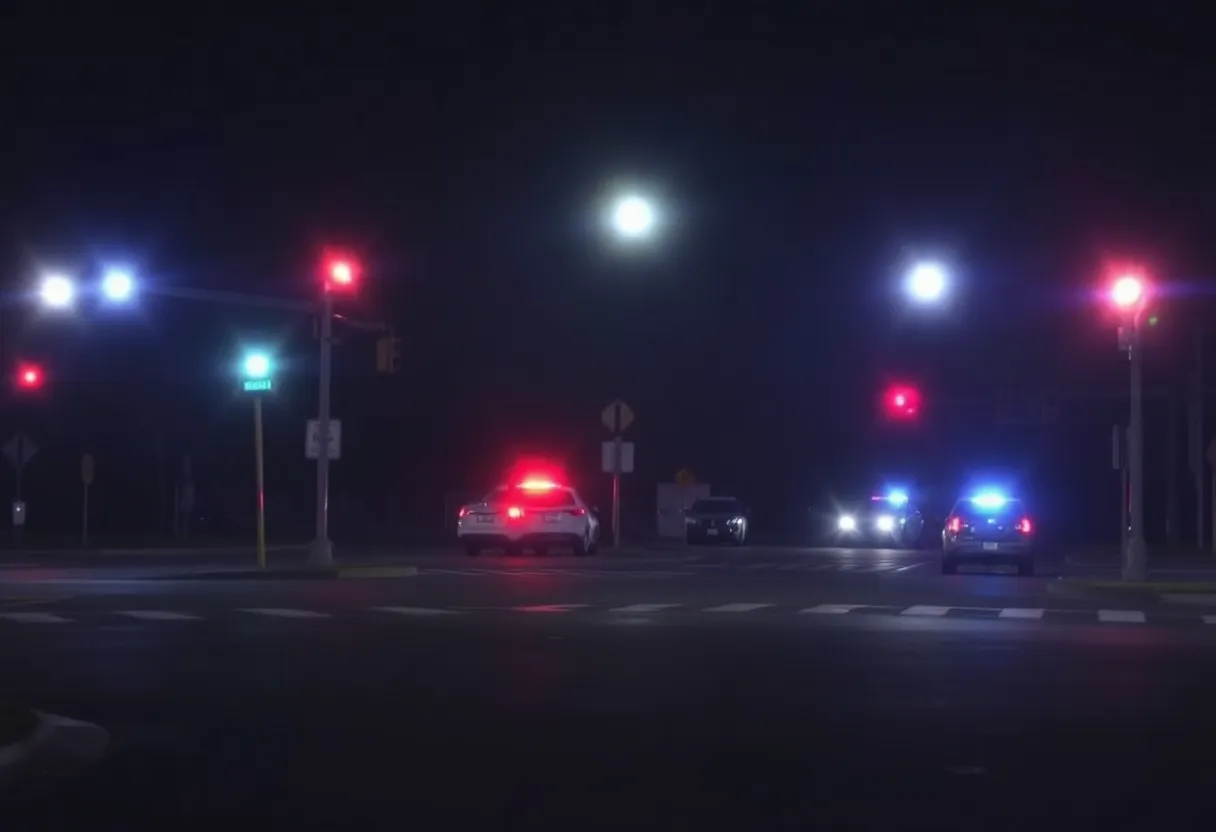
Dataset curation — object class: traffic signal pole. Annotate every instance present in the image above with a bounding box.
[310,293,334,566]
[1125,312,1148,580]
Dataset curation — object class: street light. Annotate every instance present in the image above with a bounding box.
[100,269,136,302]
[609,194,657,240]
[1109,270,1150,581]
[38,274,76,309]
[905,261,948,303]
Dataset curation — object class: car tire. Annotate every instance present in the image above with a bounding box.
[503,545,522,557]
[732,529,746,546]
[573,535,589,556]
[941,558,958,575]
[586,535,599,555]
[533,546,548,558]
[464,543,481,557]
[1016,558,1034,577]
[685,535,698,546]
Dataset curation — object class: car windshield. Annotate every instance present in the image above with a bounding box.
[953,498,1024,522]
[691,498,742,514]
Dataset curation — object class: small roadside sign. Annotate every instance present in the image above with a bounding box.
[601,400,634,434]
[306,419,342,460]
[81,454,95,485]
[2,434,37,470]
[601,441,635,474]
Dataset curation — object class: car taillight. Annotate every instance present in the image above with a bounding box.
[506,506,524,520]
[458,506,469,518]
[947,516,962,534]
[566,508,586,517]
[1017,517,1033,534]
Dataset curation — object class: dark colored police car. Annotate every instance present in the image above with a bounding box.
[941,491,1035,575]
[835,491,926,548]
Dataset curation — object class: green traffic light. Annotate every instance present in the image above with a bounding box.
[243,352,272,379]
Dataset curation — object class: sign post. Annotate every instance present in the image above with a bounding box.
[600,400,635,548]
[1207,439,1216,555]
[3,433,37,539]
[81,453,95,548]
[240,351,275,569]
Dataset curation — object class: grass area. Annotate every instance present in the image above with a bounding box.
[0,703,37,748]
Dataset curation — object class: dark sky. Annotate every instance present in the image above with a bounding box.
[0,6,1212,538]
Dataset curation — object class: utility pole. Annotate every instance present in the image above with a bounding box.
[1167,382,1179,546]
[311,292,334,566]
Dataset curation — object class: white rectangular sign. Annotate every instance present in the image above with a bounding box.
[601,440,635,474]
[306,419,342,460]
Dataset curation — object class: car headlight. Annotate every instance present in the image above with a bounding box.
[875,515,895,532]
[728,516,743,526]
[838,515,857,531]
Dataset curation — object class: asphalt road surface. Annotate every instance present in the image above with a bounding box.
[5,545,1216,828]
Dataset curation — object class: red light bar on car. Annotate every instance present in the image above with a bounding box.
[517,479,560,491]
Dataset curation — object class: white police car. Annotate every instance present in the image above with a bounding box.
[457,477,600,556]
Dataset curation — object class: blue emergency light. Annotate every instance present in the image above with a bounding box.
[970,491,1008,510]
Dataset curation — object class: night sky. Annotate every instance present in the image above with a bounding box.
[0,7,1211,542]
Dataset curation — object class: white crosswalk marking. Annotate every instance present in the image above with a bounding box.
[1203,615,1216,625]
[741,563,772,570]
[609,603,683,613]
[1098,609,1145,624]
[800,604,865,615]
[901,605,951,617]
[118,610,200,621]
[0,612,71,623]
[242,608,330,619]
[998,608,1045,620]
[703,603,774,613]
[373,606,463,616]
[807,563,837,571]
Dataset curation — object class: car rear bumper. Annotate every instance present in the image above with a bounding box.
[458,532,583,548]
[944,540,1032,560]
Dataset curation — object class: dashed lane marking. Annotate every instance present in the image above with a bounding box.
[513,604,591,613]
[1098,609,1146,624]
[800,604,867,614]
[901,605,951,617]
[609,603,684,613]
[117,610,201,621]
[998,608,1045,620]
[373,606,465,616]
[242,608,331,619]
[0,611,72,623]
[703,603,775,613]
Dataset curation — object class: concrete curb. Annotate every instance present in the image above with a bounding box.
[0,710,109,792]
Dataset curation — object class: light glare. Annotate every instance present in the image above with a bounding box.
[1111,275,1145,309]
[39,275,76,309]
[101,269,135,301]
[612,195,655,238]
[243,352,272,379]
[906,262,948,302]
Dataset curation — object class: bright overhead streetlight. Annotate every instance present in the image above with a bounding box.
[610,194,657,239]
[904,261,949,303]
[39,274,76,309]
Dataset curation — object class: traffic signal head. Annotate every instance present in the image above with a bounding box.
[240,351,274,393]
[322,250,361,292]
[883,383,921,419]
[15,362,44,391]
[1110,274,1146,310]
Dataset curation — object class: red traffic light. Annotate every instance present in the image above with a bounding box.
[15,362,44,390]
[321,250,361,292]
[883,383,921,419]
